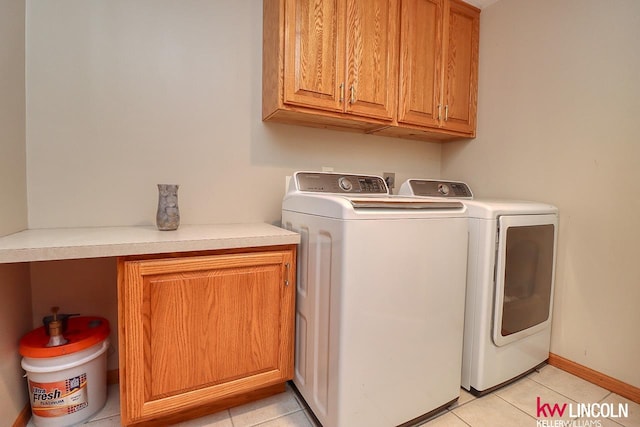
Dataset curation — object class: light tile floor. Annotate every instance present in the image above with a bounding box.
[27,365,640,427]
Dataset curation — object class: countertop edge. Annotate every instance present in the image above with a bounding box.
[0,224,300,263]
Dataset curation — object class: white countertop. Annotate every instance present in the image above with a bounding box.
[0,223,300,263]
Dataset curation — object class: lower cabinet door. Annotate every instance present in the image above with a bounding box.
[118,249,295,425]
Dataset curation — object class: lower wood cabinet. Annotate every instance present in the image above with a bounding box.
[117,246,296,425]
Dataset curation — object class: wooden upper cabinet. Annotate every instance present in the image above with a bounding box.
[283,0,345,112]
[398,0,443,128]
[397,0,479,135]
[442,0,479,134]
[263,0,479,141]
[345,0,398,120]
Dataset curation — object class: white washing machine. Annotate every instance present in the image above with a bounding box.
[282,172,469,427]
[399,179,558,395]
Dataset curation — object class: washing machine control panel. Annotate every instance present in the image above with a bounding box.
[295,172,388,194]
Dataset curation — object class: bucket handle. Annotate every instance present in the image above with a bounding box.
[22,339,110,374]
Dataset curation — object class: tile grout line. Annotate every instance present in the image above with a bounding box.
[452,395,474,409]
[250,408,307,427]
[594,392,629,427]
[526,374,583,405]
[447,389,481,410]
[599,391,613,403]
[492,391,539,422]
[449,410,473,427]
[241,388,307,427]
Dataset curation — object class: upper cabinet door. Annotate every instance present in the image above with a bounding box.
[397,0,443,127]
[283,0,346,112]
[442,0,479,134]
[345,0,399,120]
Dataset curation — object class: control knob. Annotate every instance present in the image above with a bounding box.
[338,177,353,192]
[438,183,450,196]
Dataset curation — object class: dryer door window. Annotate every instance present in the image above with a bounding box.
[492,214,558,347]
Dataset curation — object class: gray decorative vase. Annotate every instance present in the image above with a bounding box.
[156,184,180,231]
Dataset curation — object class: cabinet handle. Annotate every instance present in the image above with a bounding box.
[445,105,449,121]
[349,85,355,104]
[437,104,442,121]
[339,83,344,103]
[284,262,291,287]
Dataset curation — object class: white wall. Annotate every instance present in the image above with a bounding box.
[0,0,32,422]
[25,0,441,229]
[442,0,640,387]
[0,264,32,422]
[0,0,27,236]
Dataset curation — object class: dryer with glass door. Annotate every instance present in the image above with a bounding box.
[399,179,558,395]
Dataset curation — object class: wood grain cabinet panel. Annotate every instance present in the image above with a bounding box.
[283,0,345,112]
[118,248,296,425]
[345,0,398,120]
[397,0,443,128]
[442,0,480,134]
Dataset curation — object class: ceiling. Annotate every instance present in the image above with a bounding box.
[465,0,500,9]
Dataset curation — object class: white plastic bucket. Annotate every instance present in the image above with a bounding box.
[21,338,109,426]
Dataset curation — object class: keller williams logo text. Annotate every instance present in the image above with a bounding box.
[536,397,629,418]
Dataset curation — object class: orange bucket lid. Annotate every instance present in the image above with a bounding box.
[19,316,110,358]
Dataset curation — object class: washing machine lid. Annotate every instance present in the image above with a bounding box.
[349,197,461,210]
[283,172,466,219]
[283,193,465,219]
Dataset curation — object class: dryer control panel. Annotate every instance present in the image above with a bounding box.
[295,172,388,194]
[403,179,473,199]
